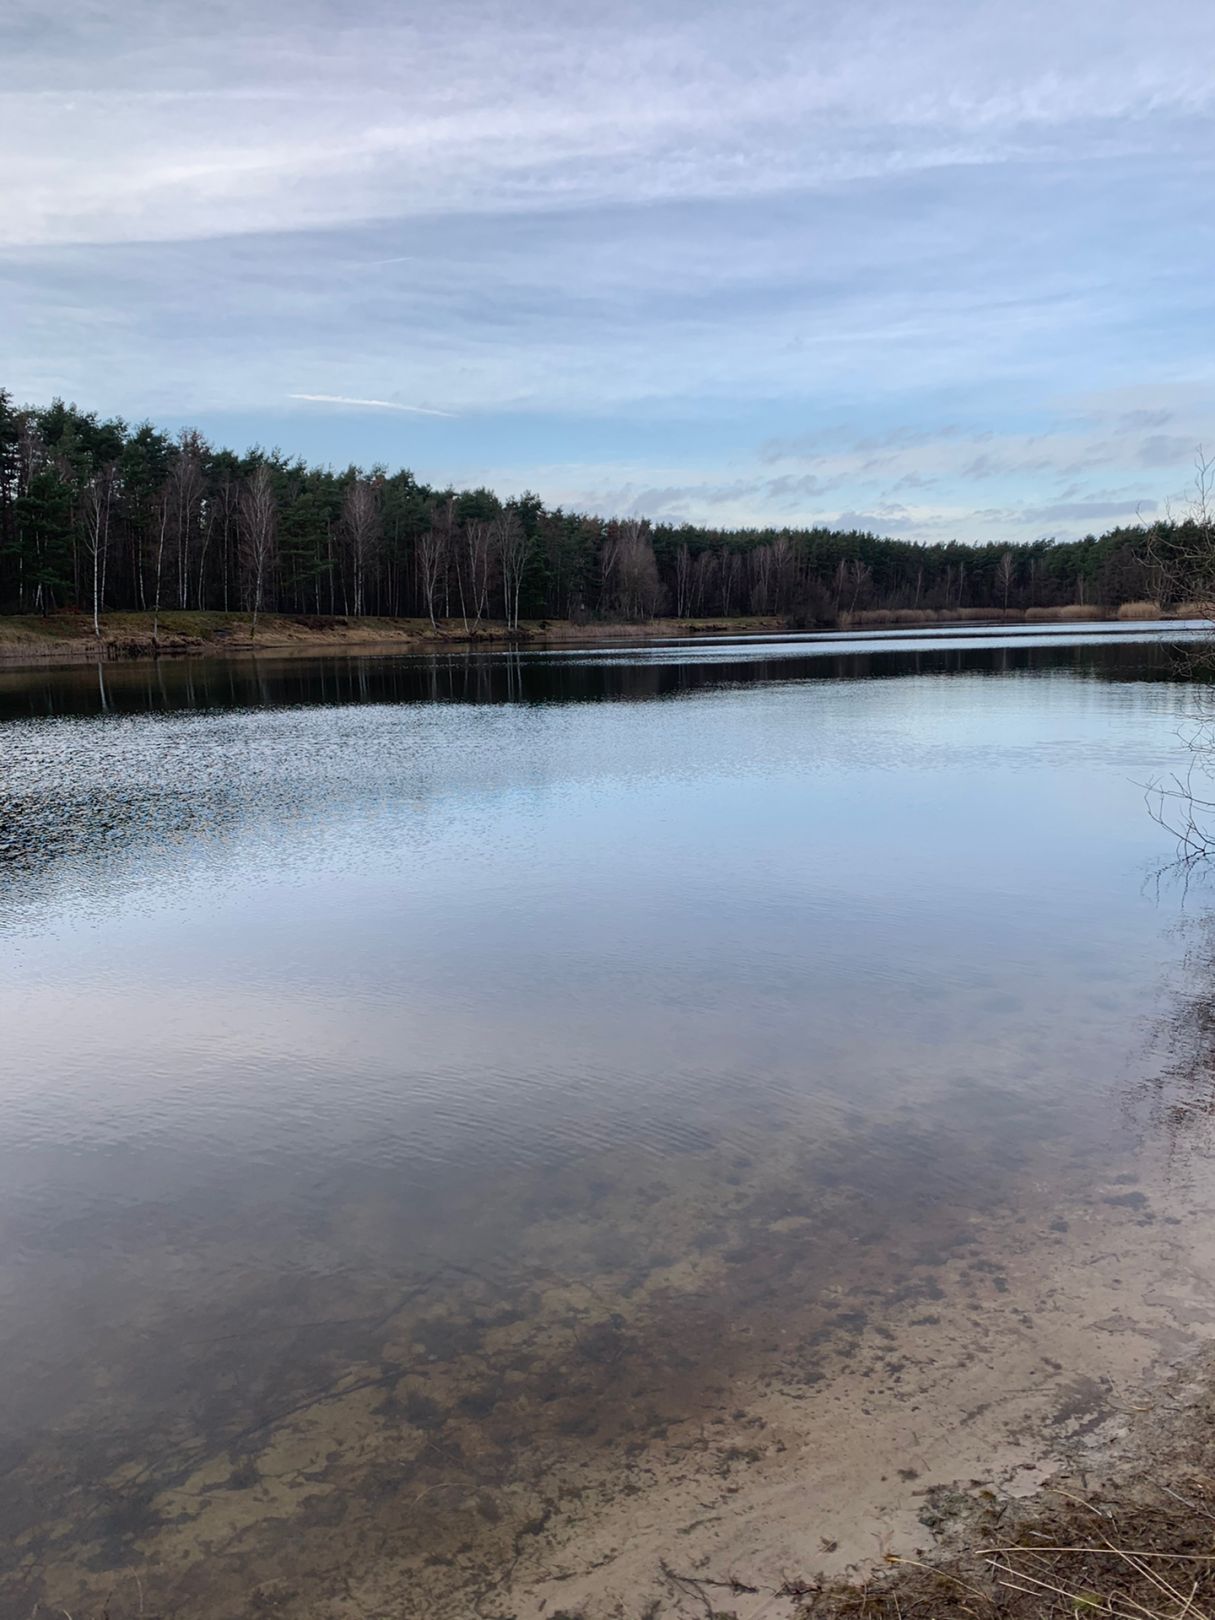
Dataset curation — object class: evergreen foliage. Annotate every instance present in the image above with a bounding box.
[0,392,1181,624]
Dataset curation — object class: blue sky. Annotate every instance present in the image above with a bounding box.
[4,0,1215,541]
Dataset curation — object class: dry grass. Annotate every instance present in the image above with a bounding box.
[1174,602,1215,622]
[841,608,943,628]
[789,1354,1215,1620]
[1023,604,1107,622]
[839,607,1010,629]
[844,605,1125,630]
[798,1483,1215,1620]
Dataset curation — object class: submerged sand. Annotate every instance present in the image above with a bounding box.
[6,1082,1215,1620]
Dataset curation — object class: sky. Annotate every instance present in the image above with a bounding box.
[3,0,1215,542]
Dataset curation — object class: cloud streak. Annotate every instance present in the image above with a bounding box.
[289,394,454,417]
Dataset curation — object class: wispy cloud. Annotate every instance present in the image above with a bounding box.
[1020,498,1155,523]
[6,1,1215,248]
[289,394,454,417]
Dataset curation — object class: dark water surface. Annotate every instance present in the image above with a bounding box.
[0,627,1211,1618]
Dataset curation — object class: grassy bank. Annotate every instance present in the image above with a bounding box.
[0,610,798,665]
[0,603,1197,667]
[838,602,1179,629]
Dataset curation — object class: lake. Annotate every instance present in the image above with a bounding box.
[4,625,1215,1620]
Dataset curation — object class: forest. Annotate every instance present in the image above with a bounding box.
[0,390,1187,633]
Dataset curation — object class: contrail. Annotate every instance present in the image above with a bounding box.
[289,393,454,417]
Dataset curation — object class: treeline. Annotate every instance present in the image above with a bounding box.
[0,391,1187,631]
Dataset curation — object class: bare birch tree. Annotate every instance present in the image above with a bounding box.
[995,550,1015,619]
[149,484,170,646]
[674,544,692,618]
[770,534,795,615]
[340,477,381,616]
[599,523,623,615]
[612,520,662,619]
[81,465,115,638]
[750,543,773,614]
[692,548,717,615]
[169,432,205,609]
[496,507,528,631]
[212,472,240,613]
[417,498,454,627]
[719,548,740,617]
[853,559,873,614]
[461,519,493,631]
[240,463,277,640]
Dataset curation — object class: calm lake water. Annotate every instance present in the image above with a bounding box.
[2,625,1215,1619]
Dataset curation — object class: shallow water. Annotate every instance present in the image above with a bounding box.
[2,627,1215,1618]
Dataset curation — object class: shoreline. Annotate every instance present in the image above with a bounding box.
[799,1342,1215,1617]
[0,611,787,668]
[0,606,1189,671]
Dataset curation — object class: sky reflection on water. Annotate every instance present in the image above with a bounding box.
[0,628,1210,1617]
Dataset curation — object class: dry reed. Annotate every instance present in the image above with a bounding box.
[1023,604,1106,622]
[798,1481,1215,1620]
